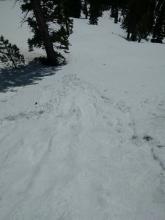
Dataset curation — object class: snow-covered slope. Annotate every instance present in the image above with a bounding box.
[0,5,165,220]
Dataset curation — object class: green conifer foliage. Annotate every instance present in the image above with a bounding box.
[0,35,25,68]
[20,0,73,64]
[65,0,82,18]
[152,0,165,42]
[89,0,103,25]
[122,0,155,42]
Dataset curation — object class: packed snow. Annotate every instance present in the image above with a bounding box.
[0,1,165,220]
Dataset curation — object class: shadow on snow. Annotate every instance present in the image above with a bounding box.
[0,61,62,93]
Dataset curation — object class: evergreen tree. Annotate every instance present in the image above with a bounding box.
[152,0,165,42]
[101,0,111,11]
[20,0,73,65]
[110,0,119,23]
[82,0,89,19]
[65,0,82,18]
[0,35,25,68]
[89,0,103,24]
[122,0,155,42]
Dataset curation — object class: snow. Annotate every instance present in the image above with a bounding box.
[0,3,165,220]
[0,0,44,63]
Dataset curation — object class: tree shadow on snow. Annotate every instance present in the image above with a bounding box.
[0,60,62,93]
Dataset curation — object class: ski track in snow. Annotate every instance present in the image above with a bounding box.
[0,7,165,219]
[0,73,165,220]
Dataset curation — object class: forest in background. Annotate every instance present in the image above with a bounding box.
[1,0,165,67]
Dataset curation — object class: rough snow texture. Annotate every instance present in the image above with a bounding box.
[0,3,165,220]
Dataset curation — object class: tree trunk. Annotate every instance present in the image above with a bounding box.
[131,31,137,41]
[114,8,119,23]
[31,0,57,65]
[127,28,130,40]
[84,0,88,19]
[110,6,115,18]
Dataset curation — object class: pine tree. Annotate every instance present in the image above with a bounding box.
[122,0,155,42]
[20,0,73,65]
[82,0,89,19]
[65,0,82,18]
[89,0,102,25]
[0,35,25,68]
[110,0,119,23]
[101,0,111,11]
[152,0,165,43]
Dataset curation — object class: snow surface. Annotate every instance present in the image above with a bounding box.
[0,2,165,220]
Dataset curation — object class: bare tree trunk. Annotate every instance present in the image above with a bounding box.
[127,27,130,40]
[84,0,88,19]
[114,8,119,23]
[31,0,57,65]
